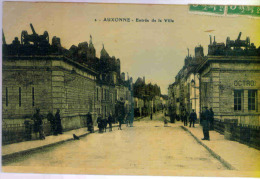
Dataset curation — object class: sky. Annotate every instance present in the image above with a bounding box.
[3,2,260,94]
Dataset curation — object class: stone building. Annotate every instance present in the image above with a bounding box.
[2,24,133,143]
[197,33,260,125]
[168,47,203,119]
[2,51,97,130]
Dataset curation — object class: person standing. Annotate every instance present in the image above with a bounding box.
[183,109,188,126]
[164,117,168,127]
[87,112,94,133]
[189,109,197,128]
[150,112,153,120]
[97,115,103,133]
[170,109,176,123]
[32,108,45,140]
[108,114,113,132]
[201,107,210,140]
[102,117,107,132]
[118,116,123,130]
[47,111,56,135]
[55,109,63,135]
[209,107,215,130]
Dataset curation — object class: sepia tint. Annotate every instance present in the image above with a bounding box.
[2,2,260,177]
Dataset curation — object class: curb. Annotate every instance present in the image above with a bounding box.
[2,125,119,163]
[134,116,145,121]
[181,126,236,170]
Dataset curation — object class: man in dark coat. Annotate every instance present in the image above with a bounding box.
[102,117,107,132]
[32,108,45,140]
[118,116,123,130]
[97,115,103,133]
[47,111,56,135]
[189,109,197,128]
[170,109,176,123]
[87,112,94,133]
[55,109,63,135]
[209,107,214,130]
[183,109,188,126]
[108,114,113,131]
[201,107,210,140]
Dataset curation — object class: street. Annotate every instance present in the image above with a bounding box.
[3,114,232,176]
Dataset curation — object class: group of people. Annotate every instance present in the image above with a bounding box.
[97,114,114,133]
[31,108,62,140]
[169,106,214,141]
[181,109,197,127]
[96,112,133,133]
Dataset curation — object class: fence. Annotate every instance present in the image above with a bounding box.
[214,119,260,150]
[3,115,90,145]
[2,119,53,145]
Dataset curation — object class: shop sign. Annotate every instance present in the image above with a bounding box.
[234,80,256,86]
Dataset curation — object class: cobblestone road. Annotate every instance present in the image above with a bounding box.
[3,114,234,176]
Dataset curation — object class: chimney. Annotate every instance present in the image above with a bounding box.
[121,72,125,81]
[210,35,212,45]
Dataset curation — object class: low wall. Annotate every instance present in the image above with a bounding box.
[214,118,260,150]
[2,114,95,145]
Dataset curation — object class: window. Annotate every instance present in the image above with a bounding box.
[19,87,21,107]
[101,88,104,100]
[32,87,35,106]
[234,90,243,111]
[248,90,257,111]
[6,87,8,107]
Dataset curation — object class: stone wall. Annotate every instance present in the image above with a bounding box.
[2,59,53,119]
[2,57,97,130]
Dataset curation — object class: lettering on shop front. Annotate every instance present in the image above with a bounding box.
[234,80,256,86]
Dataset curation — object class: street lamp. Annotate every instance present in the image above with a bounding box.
[191,78,199,117]
[191,79,195,87]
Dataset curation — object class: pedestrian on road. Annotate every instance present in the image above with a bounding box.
[126,112,132,127]
[87,112,94,133]
[55,109,63,135]
[170,109,176,123]
[118,116,123,130]
[183,109,188,126]
[209,107,214,130]
[97,115,103,133]
[164,118,168,127]
[47,111,56,135]
[102,117,107,132]
[32,108,45,140]
[189,109,197,128]
[108,114,113,131]
[201,106,210,140]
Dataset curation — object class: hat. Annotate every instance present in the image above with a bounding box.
[203,106,208,109]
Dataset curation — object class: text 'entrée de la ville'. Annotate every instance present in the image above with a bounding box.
[94,18,174,23]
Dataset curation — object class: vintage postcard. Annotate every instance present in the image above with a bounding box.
[1,1,260,178]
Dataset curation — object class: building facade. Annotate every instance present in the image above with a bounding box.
[2,24,133,144]
[198,55,260,125]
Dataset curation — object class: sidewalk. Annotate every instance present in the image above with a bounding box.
[2,124,118,161]
[182,123,260,172]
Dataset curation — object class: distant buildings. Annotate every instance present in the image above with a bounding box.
[168,32,260,125]
[133,77,166,117]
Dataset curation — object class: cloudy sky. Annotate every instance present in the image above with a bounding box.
[3,2,260,94]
